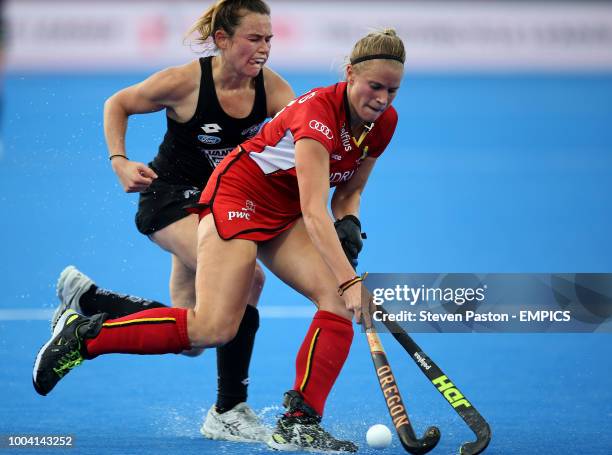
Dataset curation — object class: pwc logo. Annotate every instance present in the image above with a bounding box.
[227,200,256,221]
[309,120,333,140]
[228,211,250,221]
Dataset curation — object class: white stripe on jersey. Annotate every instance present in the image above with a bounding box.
[249,130,296,175]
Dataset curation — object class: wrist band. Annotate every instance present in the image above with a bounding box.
[109,154,128,161]
[338,272,368,296]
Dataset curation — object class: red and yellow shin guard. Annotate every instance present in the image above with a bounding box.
[293,310,354,416]
[85,307,191,358]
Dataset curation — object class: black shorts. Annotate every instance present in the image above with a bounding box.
[135,177,202,236]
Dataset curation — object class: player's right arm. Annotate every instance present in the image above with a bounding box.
[295,138,368,324]
[103,63,197,193]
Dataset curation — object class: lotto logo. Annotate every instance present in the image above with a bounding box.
[309,120,333,140]
[201,123,222,134]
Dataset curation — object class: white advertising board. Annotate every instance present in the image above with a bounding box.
[5,1,612,72]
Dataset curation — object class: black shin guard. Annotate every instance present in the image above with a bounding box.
[79,285,167,318]
[215,305,260,414]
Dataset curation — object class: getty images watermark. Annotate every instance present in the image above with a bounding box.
[363,273,612,333]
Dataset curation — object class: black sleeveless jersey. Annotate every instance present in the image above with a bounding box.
[151,56,268,188]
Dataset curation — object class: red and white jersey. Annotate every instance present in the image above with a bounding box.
[243,81,397,186]
[198,81,398,241]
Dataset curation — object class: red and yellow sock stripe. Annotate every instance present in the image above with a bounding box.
[102,316,177,328]
[298,327,321,393]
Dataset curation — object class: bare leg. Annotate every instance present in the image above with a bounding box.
[188,214,258,347]
[259,218,350,318]
[153,213,264,310]
[152,214,198,307]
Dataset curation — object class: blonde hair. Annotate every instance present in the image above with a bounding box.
[187,0,270,46]
[349,28,405,71]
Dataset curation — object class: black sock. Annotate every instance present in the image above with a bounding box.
[79,285,167,319]
[215,305,260,414]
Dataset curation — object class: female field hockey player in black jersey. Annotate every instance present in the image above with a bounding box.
[51,0,294,442]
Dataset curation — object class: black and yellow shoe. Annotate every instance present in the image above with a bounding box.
[267,390,357,453]
[33,309,105,396]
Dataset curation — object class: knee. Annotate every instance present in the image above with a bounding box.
[247,265,266,308]
[181,347,205,357]
[189,318,240,348]
[317,296,353,321]
[253,265,266,291]
[209,324,240,346]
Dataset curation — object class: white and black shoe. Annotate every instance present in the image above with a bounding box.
[200,402,271,443]
[33,310,105,396]
[267,391,357,453]
[51,266,95,332]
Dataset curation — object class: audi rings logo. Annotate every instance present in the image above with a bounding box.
[309,120,333,140]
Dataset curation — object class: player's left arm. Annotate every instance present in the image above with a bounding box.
[263,67,296,117]
[331,157,377,268]
[331,107,398,266]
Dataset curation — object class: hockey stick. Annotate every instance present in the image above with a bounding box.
[366,327,441,454]
[378,306,492,455]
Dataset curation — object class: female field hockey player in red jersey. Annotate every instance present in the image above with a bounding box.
[35,28,405,452]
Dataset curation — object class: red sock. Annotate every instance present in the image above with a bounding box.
[293,310,354,416]
[85,307,191,358]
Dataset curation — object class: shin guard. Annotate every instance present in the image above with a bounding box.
[293,310,353,416]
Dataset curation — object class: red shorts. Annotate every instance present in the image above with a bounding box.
[194,148,302,241]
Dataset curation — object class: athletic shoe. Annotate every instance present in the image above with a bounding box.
[200,402,271,442]
[267,391,357,453]
[51,266,95,332]
[33,309,105,396]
